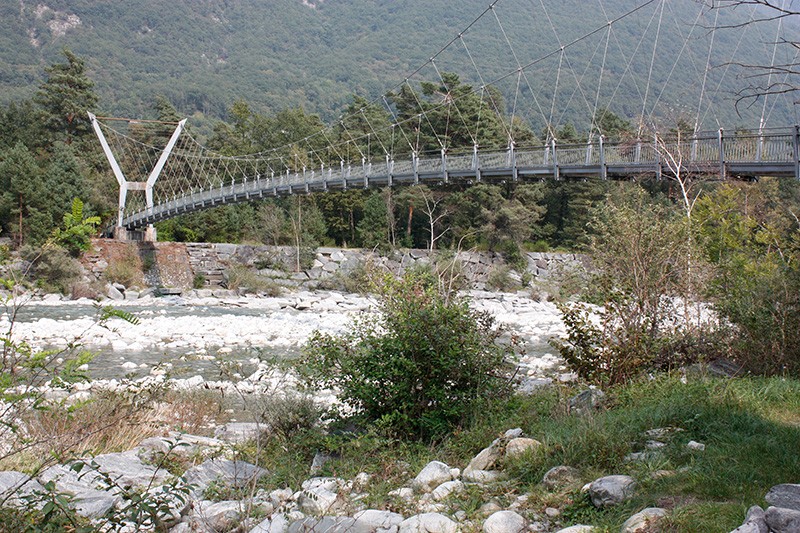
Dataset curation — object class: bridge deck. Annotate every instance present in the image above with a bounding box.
[120,131,800,230]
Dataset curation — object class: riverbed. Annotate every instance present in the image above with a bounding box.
[1,290,569,384]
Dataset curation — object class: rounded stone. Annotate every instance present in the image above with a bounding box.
[482,510,527,533]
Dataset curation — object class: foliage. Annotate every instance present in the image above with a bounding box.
[257,393,322,439]
[34,48,99,144]
[553,188,717,385]
[301,270,516,441]
[224,265,282,296]
[695,181,800,375]
[19,245,83,294]
[51,198,100,257]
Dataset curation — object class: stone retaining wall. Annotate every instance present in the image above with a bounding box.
[85,239,587,292]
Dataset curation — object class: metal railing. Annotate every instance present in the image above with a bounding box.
[120,127,800,230]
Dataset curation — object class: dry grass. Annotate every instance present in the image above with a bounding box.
[0,389,229,474]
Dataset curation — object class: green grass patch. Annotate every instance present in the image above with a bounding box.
[233,375,800,531]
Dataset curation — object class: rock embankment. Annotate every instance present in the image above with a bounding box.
[0,425,675,533]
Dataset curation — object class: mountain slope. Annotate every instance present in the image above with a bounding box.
[1,0,796,131]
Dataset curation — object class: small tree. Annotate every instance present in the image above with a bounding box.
[51,198,101,257]
[553,187,718,385]
[301,270,515,441]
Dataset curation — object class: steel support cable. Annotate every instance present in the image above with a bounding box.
[600,0,654,111]
[639,0,666,136]
[491,4,551,135]
[382,95,417,154]
[319,127,345,165]
[431,58,477,147]
[510,69,522,140]
[648,5,707,125]
[554,33,609,135]
[360,108,390,156]
[695,6,720,133]
[339,119,367,161]
[458,35,513,141]
[766,46,800,125]
[591,25,613,136]
[405,79,446,150]
[760,0,787,130]
[538,0,597,124]
[698,5,759,128]
[549,51,564,136]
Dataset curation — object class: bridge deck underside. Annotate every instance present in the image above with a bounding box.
[121,152,797,230]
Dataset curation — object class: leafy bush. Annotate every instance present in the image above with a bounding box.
[192,273,206,289]
[103,258,140,288]
[50,198,100,257]
[553,189,718,385]
[224,265,282,296]
[258,393,322,439]
[301,270,516,441]
[695,182,800,375]
[20,245,83,294]
[486,265,520,292]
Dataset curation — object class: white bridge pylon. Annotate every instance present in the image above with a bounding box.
[89,112,186,239]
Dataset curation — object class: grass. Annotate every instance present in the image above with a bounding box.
[2,373,797,531]
[229,374,800,532]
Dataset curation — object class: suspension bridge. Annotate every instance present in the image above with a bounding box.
[90,0,800,240]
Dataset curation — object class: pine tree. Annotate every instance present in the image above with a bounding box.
[34,49,99,145]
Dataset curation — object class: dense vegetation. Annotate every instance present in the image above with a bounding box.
[1,0,796,131]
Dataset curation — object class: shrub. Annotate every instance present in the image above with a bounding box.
[553,189,718,385]
[301,270,517,441]
[20,245,83,294]
[257,393,322,439]
[486,265,519,292]
[192,273,206,289]
[695,182,800,375]
[103,259,140,288]
[224,265,281,296]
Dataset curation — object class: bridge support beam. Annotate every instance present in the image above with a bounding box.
[794,125,800,180]
[89,112,186,241]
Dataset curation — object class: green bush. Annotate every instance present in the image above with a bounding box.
[20,245,83,294]
[553,189,719,385]
[695,182,800,375]
[301,270,516,441]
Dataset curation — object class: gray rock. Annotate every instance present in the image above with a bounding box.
[352,509,405,532]
[569,389,605,415]
[542,466,581,490]
[483,510,527,533]
[505,437,542,459]
[686,440,706,451]
[730,506,768,533]
[588,475,637,507]
[214,422,265,444]
[554,526,597,532]
[431,480,464,501]
[287,516,357,533]
[765,506,800,533]
[464,439,503,474]
[184,458,268,497]
[192,500,242,531]
[621,507,667,532]
[766,484,800,512]
[124,290,139,300]
[91,449,169,490]
[412,461,454,493]
[107,284,124,300]
[399,512,459,533]
[298,486,340,516]
[462,469,505,483]
[0,471,45,507]
[38,465,119,518]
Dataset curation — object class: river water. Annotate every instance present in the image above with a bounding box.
[2,291,567,383]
